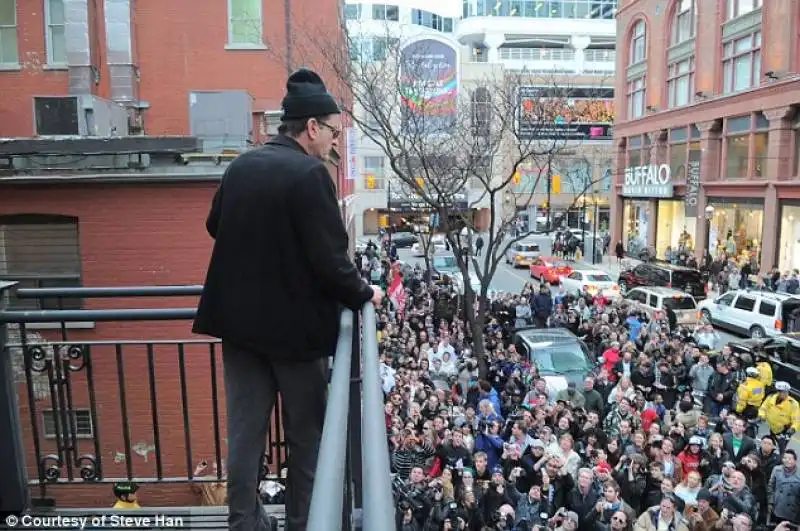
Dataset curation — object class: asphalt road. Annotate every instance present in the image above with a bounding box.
[396,233,744,345]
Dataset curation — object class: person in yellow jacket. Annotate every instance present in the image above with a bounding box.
[735,367,765,423]
[112,482,141,509]
[758,381,800,453]
[754,349,773,389]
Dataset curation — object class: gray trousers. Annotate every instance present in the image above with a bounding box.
[222,342,327,531]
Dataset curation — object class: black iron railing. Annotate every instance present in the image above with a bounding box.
[0,282,394,530]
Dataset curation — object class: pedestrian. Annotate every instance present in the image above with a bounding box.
[193,68,384,531]
[475,234,484,256]
[615,241,625,264]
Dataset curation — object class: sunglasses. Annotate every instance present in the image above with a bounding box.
[317,120,341,139]
[611,517,626,523]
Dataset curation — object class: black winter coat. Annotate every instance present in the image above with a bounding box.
[193,136,373,361]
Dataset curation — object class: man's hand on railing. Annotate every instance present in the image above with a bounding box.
[370,285,385,306]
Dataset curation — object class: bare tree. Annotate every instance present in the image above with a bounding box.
[289,26,610,374]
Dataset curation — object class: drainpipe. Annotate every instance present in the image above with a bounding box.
[104,0,137,104]
[284,0,293,73]
[64,0,93,94]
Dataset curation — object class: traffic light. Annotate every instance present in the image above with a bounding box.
[512,171,521,185]
[415,176,424,188]
[552,174,561,194]
[366,174,376,189]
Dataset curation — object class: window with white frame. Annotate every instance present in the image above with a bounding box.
[627,76,646,119]
[344,4,361,20]
[228,0,263,46]
[667,57,694,108]
[371,4,399,21]
[671,0,695,45]
[629,20,646,65]
[42,409,94,440]
[0,0,17,65]
[364,156,386,177]
[722,31,761,93]
[45,0,66,65]
[726,0,760,20]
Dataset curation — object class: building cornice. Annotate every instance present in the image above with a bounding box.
[614,78,800,137]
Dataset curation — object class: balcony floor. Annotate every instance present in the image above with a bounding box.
[35,505,285,530]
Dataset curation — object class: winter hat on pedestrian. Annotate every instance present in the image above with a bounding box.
[697,488,713,502]
[280,68,341,121]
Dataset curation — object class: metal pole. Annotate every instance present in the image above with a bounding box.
[0,282,29,515]
[546,158,552,232]
[581,199,586,259]
[592,199,599,265]
[348,311,363,529]
[307,310,354,531]
[387,181,392,249]
[360,303,395,531]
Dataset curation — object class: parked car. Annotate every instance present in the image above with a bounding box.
[727,336,800,399]
[559,269,621,299]
[618,260,706,300]
[384,231,418,248]
[430,253,480,295]
[505,241,541,268]
[411,234,447,257]
[513,327,596,400]
[697,288,800,338]
[529,257,574,284]
[624,286,699,327]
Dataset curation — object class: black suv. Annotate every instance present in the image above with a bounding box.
[618,261,706,300]
[727,335,800,400]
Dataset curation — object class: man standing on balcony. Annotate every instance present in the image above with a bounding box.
[193,68,384,531]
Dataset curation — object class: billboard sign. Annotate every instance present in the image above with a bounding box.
[399,38,458,135]
[518,86,614,140]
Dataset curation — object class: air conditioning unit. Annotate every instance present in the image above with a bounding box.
[33,95,130,137]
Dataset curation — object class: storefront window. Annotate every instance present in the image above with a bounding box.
[628,135,645,167]
[725,135,749,178]
[779,205,800,272]
[708,200,763,264]
[753,132,768,177]
[623,200,650,256]
[670,142,687,181]
[655,200,696,260]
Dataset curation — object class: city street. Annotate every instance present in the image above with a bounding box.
[395,233,744,346]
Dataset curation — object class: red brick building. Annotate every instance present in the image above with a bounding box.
[611,0,800,273]
[0,0,350,508]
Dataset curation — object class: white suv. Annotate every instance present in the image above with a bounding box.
[623,286,699,327]
[697,289,800,338]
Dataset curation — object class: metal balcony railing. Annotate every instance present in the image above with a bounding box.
[498,47,576,61]
[0,283,393,530]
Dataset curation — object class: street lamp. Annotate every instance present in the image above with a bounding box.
[704,204,715,261]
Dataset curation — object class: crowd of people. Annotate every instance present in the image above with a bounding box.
[370,243,800,531]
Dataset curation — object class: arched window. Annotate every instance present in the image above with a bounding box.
[629,20,646,65]
[670,0,696,45]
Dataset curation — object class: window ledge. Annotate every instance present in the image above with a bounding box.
[225,43,268,51]
[43,64,69,71]
[0,64,21,71]
[24,321,96,331]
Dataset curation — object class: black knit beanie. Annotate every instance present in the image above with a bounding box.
[280,68,341,121]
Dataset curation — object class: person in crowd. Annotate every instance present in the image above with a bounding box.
[192,68,384,531]
[371,259,800,531]
[112,482,141,509]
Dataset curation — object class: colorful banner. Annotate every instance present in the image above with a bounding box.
[399,38,458,135]
[345,127,357,181]
[518,86,614,140]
